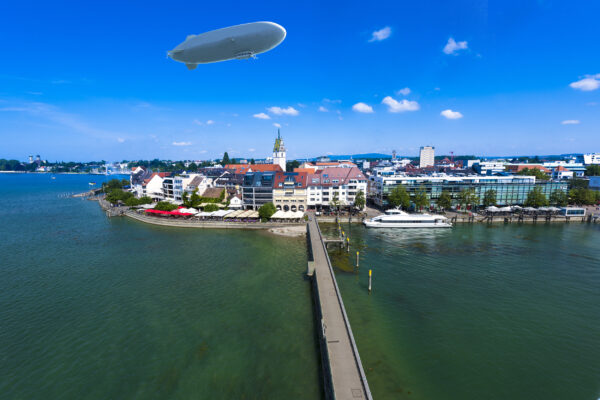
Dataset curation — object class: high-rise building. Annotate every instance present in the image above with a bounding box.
[272,129,286,172]
[419,146,435,168]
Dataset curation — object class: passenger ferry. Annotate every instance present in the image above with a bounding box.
[364,209,452,228]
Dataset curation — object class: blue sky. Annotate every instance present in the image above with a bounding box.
[0,0,599,161]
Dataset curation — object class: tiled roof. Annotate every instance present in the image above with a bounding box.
[307,167,366,187]
[294,167,317,174]
[274,172,308,188]
[201,187,224,199]
[249,164,283,172]
[225,164,252,174]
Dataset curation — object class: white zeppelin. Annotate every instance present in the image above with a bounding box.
[168,21,286,70]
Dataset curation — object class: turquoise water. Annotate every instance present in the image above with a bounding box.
[323,222,600,400]
[0,174,322,399]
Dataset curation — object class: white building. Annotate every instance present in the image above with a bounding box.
[468,160,508,174]
[419,146,435,168]
[551,166,574,180]
[543,160,586,178]
[272,130,286,172]
[172,173,210,201]
[306,167,367,210]
[583,153,600,165]
[132,173,170,200]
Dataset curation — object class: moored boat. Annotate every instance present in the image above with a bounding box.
[364,209,452,228]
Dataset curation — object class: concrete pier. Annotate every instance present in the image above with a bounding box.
[307,216,372,400]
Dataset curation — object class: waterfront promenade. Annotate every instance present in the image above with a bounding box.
[307,216,372,400]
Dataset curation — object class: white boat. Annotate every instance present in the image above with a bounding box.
[364,209,452,228]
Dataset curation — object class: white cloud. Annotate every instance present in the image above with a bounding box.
[569,74,600,91]
[206,120,214,125]
[318,106,328,112]
[117,138,125,143]
[443,38,468,55]
[336,110,343,120]
[248,148,256,152]
[369,26,391,42]
[440,109,463,119]
[382,96,420,113]
[297,103,307,108]
[253,112,271,120]
[396,87,411,96]
[323,98,342,104]
[267,106,299,116]
[352,102,374,113]
[273,122,281,128]
[193,119,203,125]
[561,119,580,125]
[172,141,192,146]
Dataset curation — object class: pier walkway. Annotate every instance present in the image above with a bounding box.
[307,216,372,400]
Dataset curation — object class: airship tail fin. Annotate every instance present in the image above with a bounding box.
[186,63,198,70]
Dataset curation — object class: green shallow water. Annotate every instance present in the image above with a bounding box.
[323,222,600,400]
[0,174,322,399]
[3,174,600,400]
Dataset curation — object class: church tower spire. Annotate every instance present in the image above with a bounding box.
[273,129,286,171]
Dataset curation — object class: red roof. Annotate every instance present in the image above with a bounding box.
[274,172,308,188]
[307,167,365,187]
[225,164,252,174]
[508,165,551,173]
[294,167,317,174]
[249,164,283,172]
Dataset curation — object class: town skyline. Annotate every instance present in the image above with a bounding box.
[1,1,599,161]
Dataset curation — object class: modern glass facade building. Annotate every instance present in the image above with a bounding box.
[368,174,569,207]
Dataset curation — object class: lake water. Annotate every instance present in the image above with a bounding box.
[0,174,321,399]
[2,173,599,400]
[323,221,600,400]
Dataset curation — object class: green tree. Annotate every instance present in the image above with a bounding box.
[154,201,178,211]
[585,165,600,176]
[524,187,549,207]
[222,152,231,165]
[549,189,568,206]
[203,203,219,212]
[353,190,366,210]
[258,202,277,221]
[437,190,452,210]
[482,189,497,207]
[413,186,430,211]
[568,188,599,205]
[387,185,410,210]
[181,191,191,207]
[286,160,300,171]
[458,188,478,209]
[329,192,341,212]
[105,188,134,204]
[188,162,198,171]
[516,168,549,181]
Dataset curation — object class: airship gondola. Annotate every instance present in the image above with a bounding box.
[168,21,286,70]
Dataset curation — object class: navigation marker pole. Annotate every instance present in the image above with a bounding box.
[356,251,359,268]
[368,269,372,293]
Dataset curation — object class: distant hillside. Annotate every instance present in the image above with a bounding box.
[309,153,392,161]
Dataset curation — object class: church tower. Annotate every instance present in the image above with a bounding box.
[273,129,286,171]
